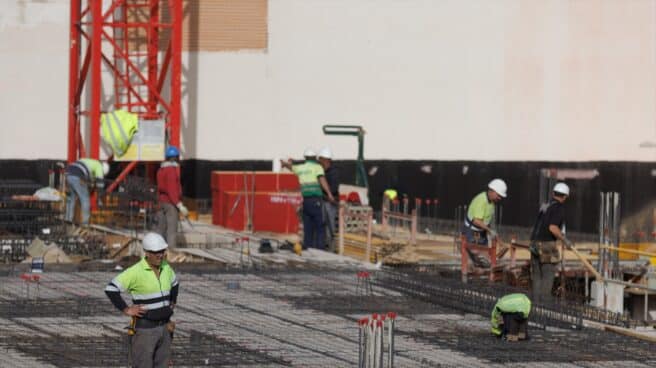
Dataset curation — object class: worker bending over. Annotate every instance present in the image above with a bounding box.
[530,182,571,303]
[463,179,507,244]
[105,232,179,368]
[491,293,531,341]
[65,158,109,226]
[156,146,187,249]
[281,149,335,250]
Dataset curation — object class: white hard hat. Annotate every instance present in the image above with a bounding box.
[102,162,110,176]
[553,182,570,196]
[142,232,168,252]
[488,178,507,198]
[318,147,333,159]
[303,148,317,158]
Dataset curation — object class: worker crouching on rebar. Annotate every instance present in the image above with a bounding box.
[105,232,179,368]
[156,146,188,249]
[281,148,335,250]
[529,182,572,304]
[491,293,531,341]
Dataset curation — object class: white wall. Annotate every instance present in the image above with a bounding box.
[2,0,656,161]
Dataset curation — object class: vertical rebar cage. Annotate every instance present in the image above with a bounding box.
[68,0,183,163]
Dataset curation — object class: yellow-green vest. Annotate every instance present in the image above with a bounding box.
[101,110,139,158]
[491,293,531,335]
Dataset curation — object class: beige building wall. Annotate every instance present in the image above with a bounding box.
[1,0,655,161]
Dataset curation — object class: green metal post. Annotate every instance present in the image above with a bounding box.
[322,125,368,188]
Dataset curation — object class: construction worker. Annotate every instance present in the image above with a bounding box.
[462,178,507,244]
[64,158,110,225]
[156,146,187,249]
[529,182,571,303]
[105,232,178,368]
[491,293,531,341]
[281,148,336,250]
[383,188,398,211]
[318,147,339,251]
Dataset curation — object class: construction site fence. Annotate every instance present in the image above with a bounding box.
[377,197,600,244]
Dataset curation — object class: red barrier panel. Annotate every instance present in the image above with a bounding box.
[211,171,301,233]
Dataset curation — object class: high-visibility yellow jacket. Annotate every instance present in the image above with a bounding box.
[100,110,138,158]
[105,257,179,322]
[292,160,325,198]
[491,293,531,335]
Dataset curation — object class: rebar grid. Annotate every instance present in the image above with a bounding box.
[0,267,653,367]
[0,298,115,318]
[379,265,637,329]
[0,199,64,237]
[0,235,108,263]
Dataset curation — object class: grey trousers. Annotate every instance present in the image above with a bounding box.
[156,202,178,249]
[131,325,171,368]
[323,201,338,251]
[530,254,556,303]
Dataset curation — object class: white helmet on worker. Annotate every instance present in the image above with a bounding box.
[488,178,507,198]
[553,182,570,196]
[142,232,168,252]
[303,148,317,158]
[102,162,110,176]
[318,147,333,159]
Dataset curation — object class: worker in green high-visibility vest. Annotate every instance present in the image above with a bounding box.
[281,148,335,250]
[491,293,531,341]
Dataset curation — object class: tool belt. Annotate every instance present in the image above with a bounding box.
[530,241,559,264]
[135,318,170,329]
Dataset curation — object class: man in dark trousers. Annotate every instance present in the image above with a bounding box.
[156,146,187,249]
[281,148,335,250]
[318,147,339,251]
[105,232,179,368]
[530,182,572,303]
[491,293,531,341]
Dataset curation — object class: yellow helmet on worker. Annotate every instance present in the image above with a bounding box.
[488,178,507,198]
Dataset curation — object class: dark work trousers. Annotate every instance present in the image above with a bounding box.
[302,197,324,249]
[132,324,171,368]
[462,225,488,245]
[502,312,528,339]
[530,254,556,303]
[156,202,179,249]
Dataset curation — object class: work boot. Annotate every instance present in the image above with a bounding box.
[505,334,519,342]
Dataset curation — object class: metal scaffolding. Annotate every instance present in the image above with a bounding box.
[67,0,183,176]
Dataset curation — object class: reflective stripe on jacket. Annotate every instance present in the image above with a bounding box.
[105,258,178,321]
[100,110,138,158]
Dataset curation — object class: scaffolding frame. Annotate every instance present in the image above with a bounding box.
[67,0,183,187]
